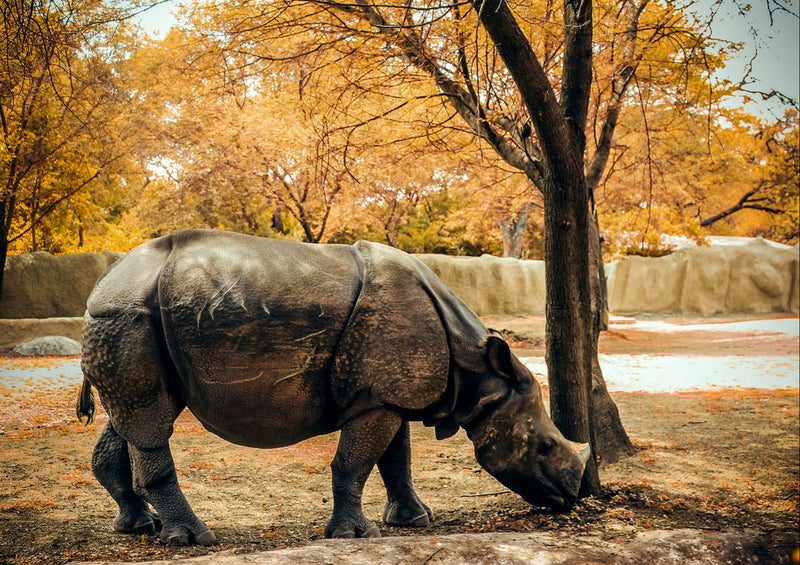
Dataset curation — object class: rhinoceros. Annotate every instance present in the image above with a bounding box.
[76,229,590,545]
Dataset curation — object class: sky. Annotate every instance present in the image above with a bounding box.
[135,0,799,117]
[693,0,800,117]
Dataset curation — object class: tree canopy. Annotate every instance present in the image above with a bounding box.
[3,0,796,265]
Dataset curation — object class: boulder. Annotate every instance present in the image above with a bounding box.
[72,529,797,565]
[12,335,81,356]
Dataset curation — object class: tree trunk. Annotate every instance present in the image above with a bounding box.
[499,204,535,258]
[588,208,637,463]
[474,0,601,496]
[0,230,7,303]
[272,204,285,234]
[543,174,602,497]
[544,189,605,499]
[0,201,9,300]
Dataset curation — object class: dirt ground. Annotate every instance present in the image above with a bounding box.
[0,315,798,564]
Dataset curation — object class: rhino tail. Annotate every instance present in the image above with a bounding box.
[76,377,95,425]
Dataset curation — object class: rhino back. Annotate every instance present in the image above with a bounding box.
[153,232,360,447]
[149,231,361,447]
[85,234,174,318]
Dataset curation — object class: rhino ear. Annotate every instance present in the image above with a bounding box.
[485,335,514,380]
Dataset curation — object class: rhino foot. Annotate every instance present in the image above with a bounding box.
[383,497,434,527]
[325,516,381,539]
[113,508,161,535]
[160,524,217,546]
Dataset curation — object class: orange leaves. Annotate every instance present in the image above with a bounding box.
[703,403,732,414]
[0,498,58,512]
[641,451,660,466]
[173,422,206,435]
[189,460,214,471]
[59,470,94,486]
[262,526,284,539]
[605,507,635,522]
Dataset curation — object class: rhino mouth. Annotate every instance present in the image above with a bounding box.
[532,480,577,512]
[493,469,579,512]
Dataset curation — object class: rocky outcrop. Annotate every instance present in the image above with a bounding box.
[417,254,547,316]
[12,336,81,356]
[0,317,84,350]
[73,529,797,565]
[421,239,799,317]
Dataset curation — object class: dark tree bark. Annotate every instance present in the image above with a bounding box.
[499,204,536,259]
[272,204,285,234]
[0,204,7,302]
[473,0,601,495]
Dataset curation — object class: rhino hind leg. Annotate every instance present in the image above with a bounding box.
[82,313,215,546]
[92,421,161,535]
[378,421,434,528]
[127,443,216,546]
[325,409,408,539]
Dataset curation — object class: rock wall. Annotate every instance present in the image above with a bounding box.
[0,317,84,349]
[417,254,547,316]
[1,239,797,348]
[606,239,799,315]
[0,250,123,319]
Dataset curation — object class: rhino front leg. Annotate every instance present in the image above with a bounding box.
[326,409,404,539]
[128,443,216,546]
[378,421,434,528]
[92,421,161,535]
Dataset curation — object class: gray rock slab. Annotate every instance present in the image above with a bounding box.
[69,529,796,565]
[12,335,81,356]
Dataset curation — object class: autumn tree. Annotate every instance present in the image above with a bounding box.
[0,0,141,297]
[595,103,799,256]
[699,110,799,243]
[121,18,511,249]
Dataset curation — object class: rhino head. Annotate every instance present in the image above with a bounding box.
[435,335,591,511]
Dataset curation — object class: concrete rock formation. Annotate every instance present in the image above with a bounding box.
[0,250,123,319]
[0,317,84,350]
[606,239,799,315]
[417,254,547,316]
[420,239,799,317]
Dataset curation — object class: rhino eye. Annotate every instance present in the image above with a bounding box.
[537,438,556,456]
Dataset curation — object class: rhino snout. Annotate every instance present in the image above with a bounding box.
[523,439,589,511]
[471,405,592,511]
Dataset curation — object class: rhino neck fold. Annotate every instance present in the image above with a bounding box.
[420,367,512,441]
